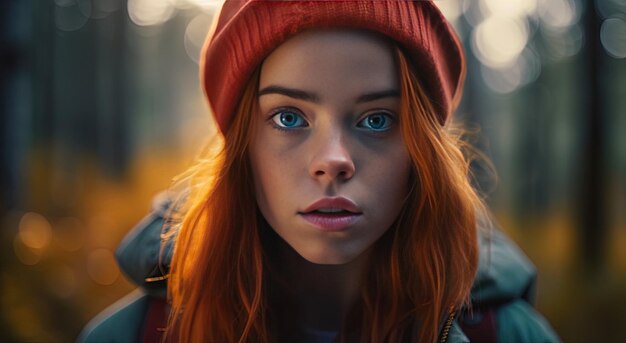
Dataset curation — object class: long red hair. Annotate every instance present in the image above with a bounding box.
[166,46,481,343]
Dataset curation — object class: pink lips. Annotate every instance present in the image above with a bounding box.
[299,197,362,232]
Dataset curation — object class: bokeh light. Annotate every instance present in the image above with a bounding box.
[75,0,92,20]
[77,0,123,20]
[482,0,537,18]
[462,0,487,27]
[435,0,463,23]
[481,64,522,94]
[168,0,194,10]
[87,248,120,285]
[538,0,581,30]
[517,48,543,86]
[13,236,43,266]
[595,0,626,20]
[541,23,585,62]
[54,0,89,32]
[184,13,213,64]
[18,212,52,250]
[472,16,530,68]
[481,48,542,94]
[176,0,223,12]
[601,18,626,59]
[127,0,176,27]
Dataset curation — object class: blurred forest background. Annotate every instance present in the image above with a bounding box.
[1,0,625,342]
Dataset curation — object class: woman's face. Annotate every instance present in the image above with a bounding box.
[249,30,412,265]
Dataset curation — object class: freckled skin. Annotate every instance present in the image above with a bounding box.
[249,30,412,265]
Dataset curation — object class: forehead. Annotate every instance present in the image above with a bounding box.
[259,29,398,93]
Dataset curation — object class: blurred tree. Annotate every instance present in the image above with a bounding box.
[1,0,31,213]
[579,0,607,271]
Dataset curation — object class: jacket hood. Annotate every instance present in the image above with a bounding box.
[115,192,174,298]
[471,225,537,306]
[115,193,538,307]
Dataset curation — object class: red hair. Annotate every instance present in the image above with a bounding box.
[166,46,481,343]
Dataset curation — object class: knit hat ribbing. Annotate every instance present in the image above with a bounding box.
[200,0,466,133]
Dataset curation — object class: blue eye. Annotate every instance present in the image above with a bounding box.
[271,110,308,129]
[358,112,393,131]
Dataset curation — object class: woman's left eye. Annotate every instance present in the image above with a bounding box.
[357,112,394,131]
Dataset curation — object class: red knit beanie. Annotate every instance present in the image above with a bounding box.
[200,0,466,133]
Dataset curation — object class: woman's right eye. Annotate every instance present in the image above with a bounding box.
[270,110,308,129]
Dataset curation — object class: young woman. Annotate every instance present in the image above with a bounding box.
[80,1,560,342]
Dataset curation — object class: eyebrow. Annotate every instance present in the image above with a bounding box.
[258,85,399,104]
[355,89,400,103]
[258,85,320,103]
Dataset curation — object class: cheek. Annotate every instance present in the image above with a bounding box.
[248,134,268,210]
[248,147,273,214]
[365,146,412,218]
[248,137,301,217]
[390,151,412,191]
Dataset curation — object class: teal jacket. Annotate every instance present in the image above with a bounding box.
[78,194,560,342]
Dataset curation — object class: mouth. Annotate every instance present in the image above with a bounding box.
[298,211,362,232]
[299,197,363,231]
[306,208,359,215]
[301,197,362,214]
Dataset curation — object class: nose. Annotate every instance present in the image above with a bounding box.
[308,133,355,182]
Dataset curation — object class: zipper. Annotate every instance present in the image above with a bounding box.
[439,307,456,343]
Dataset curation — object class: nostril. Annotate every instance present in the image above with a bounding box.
[310,158,355,180]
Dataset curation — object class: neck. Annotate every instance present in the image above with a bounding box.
[270,234,371,332]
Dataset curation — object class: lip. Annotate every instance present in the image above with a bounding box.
[301,197,362,214]
[299,197,363,232]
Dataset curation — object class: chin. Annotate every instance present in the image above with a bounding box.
[304,255,352,265]
[297,247,360,265]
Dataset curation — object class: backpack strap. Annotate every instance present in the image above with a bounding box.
[458,307,498,343]
[140,297,169,343]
